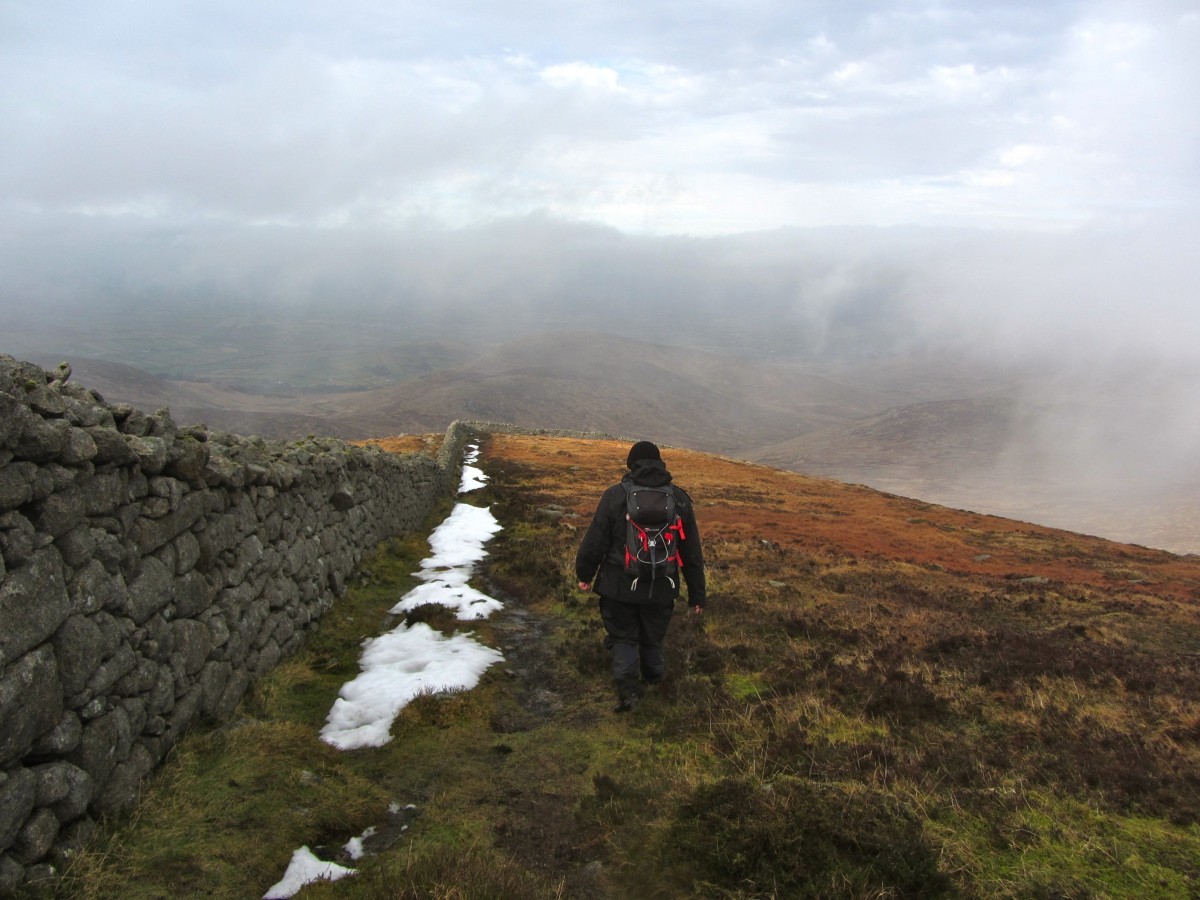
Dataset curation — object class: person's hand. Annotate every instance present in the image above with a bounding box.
[691,605,703,616]
[578,581,591,592]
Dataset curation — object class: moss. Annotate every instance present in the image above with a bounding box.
[667,774,950,898]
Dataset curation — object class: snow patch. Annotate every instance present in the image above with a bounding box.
[391,502,503,621]
[320,622,504,750]
[262,846,355,898]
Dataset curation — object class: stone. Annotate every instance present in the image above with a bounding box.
[171,619,212,676]
[68,706,131,788]
[0,393,26,449]
[113,656,157,696]
[33,762,93,823]
[69,560,126,615]
[147,669,175,717]
[27,486,85,539]
[253,639,281,677]
[52,615,104,695]
[80,470,128,517]
[0,510,36,570]
[198,661,232,718]
[211,668,250,722]
[131,491,207,556]
[0,853,23,893]
[163,684,203,746]
[0,461,36,511]
[92,532,126,576]
[123,435,167,475]
[206,614,230,649]
[30,712,82,757]
[23,863,59,886]
[62,397,111,430]
[141,497,171,519]
[164,435,209,483]
[51,816,97,869]
[12,807,59,865]
[173,532,201,575]
[58,427,97,465]
[149,476,185,511]
[0,546,70,667]
[117,407,150,437]
[0,648,64,767]
[55,523,97,569]
[124,556,173,624]
[204,450,246,489]
[120,698,147,738]
[93,743,156,817]
[0,768,36,852]
[25,385,66,418]
[86,644,136,697]
[147,409,177,439]
[87,426,138,466]
[15,416,68,463]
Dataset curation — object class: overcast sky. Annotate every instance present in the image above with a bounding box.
[3,0,1197,234]
[3,0,1200,387]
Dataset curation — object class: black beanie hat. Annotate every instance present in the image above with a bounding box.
[627,440,661,468]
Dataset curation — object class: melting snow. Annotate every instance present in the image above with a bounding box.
[262,847,355,898]
[319,621,503,750]
[279,440,505,896]
[392,502,503,620]
[459,442,488,492]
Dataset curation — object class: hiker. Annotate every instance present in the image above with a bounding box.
[575,441,706,712]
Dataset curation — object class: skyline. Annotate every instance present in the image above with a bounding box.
[3,1,1197,236]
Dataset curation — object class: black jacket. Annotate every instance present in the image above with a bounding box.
[575,459,706,607]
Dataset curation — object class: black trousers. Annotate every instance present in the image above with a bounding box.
[599,596,675,700]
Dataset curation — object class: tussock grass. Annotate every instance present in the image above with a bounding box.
[52,434,1200,898]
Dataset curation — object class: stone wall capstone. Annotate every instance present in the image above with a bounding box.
[0,355,476,892]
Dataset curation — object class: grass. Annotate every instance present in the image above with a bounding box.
[42,434,1200,899]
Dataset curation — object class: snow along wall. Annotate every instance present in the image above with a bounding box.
[0,355,481,891]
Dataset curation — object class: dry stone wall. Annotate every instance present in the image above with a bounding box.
[0,356,474,892]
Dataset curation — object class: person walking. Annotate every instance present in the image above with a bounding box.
[575,441,706,712]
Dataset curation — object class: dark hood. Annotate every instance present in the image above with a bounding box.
[625,458,673,488]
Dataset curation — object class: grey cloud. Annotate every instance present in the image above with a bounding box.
[8,0,1194,230]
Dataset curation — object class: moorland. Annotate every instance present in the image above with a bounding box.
[55,432,1200,899]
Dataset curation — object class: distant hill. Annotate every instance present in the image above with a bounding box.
[318,331,889,453]
[751,396,1021,478]
[18,336,1200,554]
[750,393,1200,555]
[33,356,337,439]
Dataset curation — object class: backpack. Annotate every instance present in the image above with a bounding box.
[622,482,686,596]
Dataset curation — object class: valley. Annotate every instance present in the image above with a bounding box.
[10,327,1199,554]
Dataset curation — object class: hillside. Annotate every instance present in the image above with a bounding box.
[32,334,889,451]
[317,331,888,454]
[64,432,1200,899]
[752,394,1200,555]
[30,336,1199,555]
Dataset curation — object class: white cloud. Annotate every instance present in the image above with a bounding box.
[540,62,620,91]
[999,144,1045,167]
[0,1,1197,236]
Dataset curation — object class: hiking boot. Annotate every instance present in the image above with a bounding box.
[613,694,639,713]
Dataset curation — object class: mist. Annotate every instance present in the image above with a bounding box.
[4,0,1199,549]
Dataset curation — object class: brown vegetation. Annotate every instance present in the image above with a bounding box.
[59,431,1200,898]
